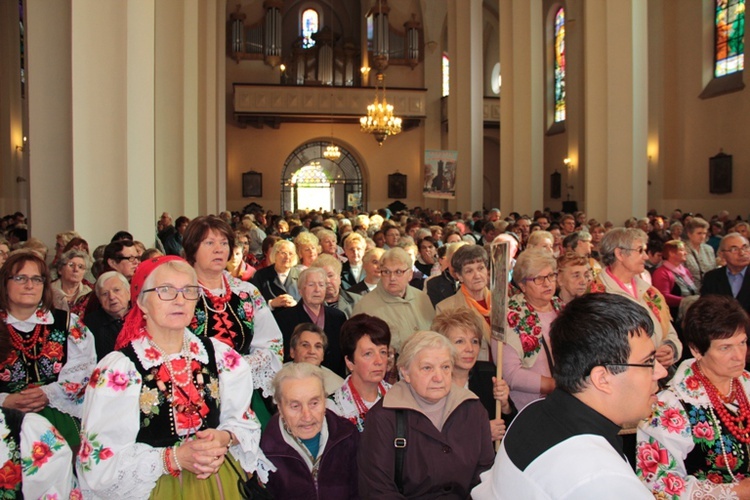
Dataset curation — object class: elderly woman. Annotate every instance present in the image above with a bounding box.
[273,267,347,376]
[351,248,435,353]
[183,216,284,427]
[261,363,359,499]
[310,253,361,318]
[358,330,494,497]
[636,295,750,498]
[78,256,271,498]
[251,239,301,309]
[294,232,320,271]
[670,220,685,241]
[286,323,344,395]
[590,228,682,371]
[526,230,554,254]
[84,271,130,360]
[684,217,716,290]
[563,231,602,279]
[436,245,493,362]
[504,249,563,411]
[651,239,698,321]
[348,247,384,296]
[0,251,96,448]
[341,232,367,289]
[50,249,93,317]
[415,236,439,277]
[327,313,391,432]
[556,251,592,304]
[432,309,515,441]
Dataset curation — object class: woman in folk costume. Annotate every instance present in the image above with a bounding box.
[77,256,272,499]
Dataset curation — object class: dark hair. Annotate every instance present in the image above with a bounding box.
[181,216,235,265]
[0,251,53,312]
[646,239,664,255]
[684,295,750,355]
[451,244,488,275]
[417,236,437,251]
[103,240,136,269]
[110,231,133,242]
[290,322,327,351]
[175,216,190,228]
[261,235,281,257]
[340,313,391,362]
[551,293,654,394]
[63,237,90,254]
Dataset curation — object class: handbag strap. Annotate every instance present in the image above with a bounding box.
[394,409,407,494]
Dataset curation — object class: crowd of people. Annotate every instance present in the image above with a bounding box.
[0,205,748,498]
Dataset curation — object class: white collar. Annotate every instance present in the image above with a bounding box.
[130,330,209,369]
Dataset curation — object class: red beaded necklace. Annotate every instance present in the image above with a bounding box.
[693,361,750,444]
[348,378,386,423]
[200,275,232,312]
[6,323,48,361]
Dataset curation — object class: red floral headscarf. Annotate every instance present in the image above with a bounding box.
[114,255,186,350]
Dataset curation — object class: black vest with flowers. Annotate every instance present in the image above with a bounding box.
[0,310,70,394]
[190,292,255,355]
[120,337,221,448]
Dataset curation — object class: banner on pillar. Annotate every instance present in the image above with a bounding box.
[423,150,457,199]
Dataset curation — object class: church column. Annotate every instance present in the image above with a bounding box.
[447,0,483,212]
[499,0,544,216]
[584,0,648,222]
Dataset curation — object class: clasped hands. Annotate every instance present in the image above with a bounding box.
[174,429,233,479]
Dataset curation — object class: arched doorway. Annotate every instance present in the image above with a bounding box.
[280,141,364,213]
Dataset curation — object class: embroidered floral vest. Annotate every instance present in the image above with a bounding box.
[0,409,24,498]
[0,310,71,394]
[190,292,255,355]
[120,338,221,448]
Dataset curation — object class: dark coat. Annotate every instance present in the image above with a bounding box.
[251,265,301,303]
[82,307,124,361]
[261,410,359,500]
[358,382,494,499]
[701,266,750,314]
[348,280,373,296]
[340,262,363,290]
[272,301,347,376]
[425,270,458,307]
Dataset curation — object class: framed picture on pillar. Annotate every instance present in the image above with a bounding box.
[242,171,262,197]
[709,152,732,194]
[550,171,562,199]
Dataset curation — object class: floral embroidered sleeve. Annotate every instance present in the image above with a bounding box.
[211,339,275,482]
[40,313,97,418]
[636,391,736,499]
[232,280,283,398]
[19,412,78,499]
[76,352,164,499]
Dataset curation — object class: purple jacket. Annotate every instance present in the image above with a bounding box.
[260,410,359,499]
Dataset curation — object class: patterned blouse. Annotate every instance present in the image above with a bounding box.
[637,359,749,499]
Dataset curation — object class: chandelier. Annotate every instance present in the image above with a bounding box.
[360,72,402,146]
[323,143,340,160]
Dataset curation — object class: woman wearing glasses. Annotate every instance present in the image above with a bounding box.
[590,228,682,373]
[51,249,93,317]
[636,295,750,498]
[78,255,272,498]
[0,251,96,448]
[183,216,283,428]
[504,249,563,411]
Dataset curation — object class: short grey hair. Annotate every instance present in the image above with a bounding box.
[686,217,709,233]
[380,247,412,269]
[57,249,89,272]
[94,271,129,298]
[720,233,750,252]
[269,239,298,266]
[527,231,554,248]
[397,330,457,375]
[272,362,326,403]
[599,228,647,267]
[298,266,327,289]
[513,248,557,283]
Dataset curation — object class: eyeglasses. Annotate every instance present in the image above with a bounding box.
[0,251,8,258]
[524,272,557,285]
[66,263,86,271]
[618,246,647,255]
[723,244,750,254]
[142,285,202,301]
[10,275,45,286]
[380,268,409,278]
[116,255,139,263]
[605,356,657,372]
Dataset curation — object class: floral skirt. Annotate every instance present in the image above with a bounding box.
[149,453,247,500]
[38,406,80,448]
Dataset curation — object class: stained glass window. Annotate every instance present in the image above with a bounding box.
[554,7,566,122]
[715,0,745,77]
[442,53,450,97]
[302,8,319,49]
